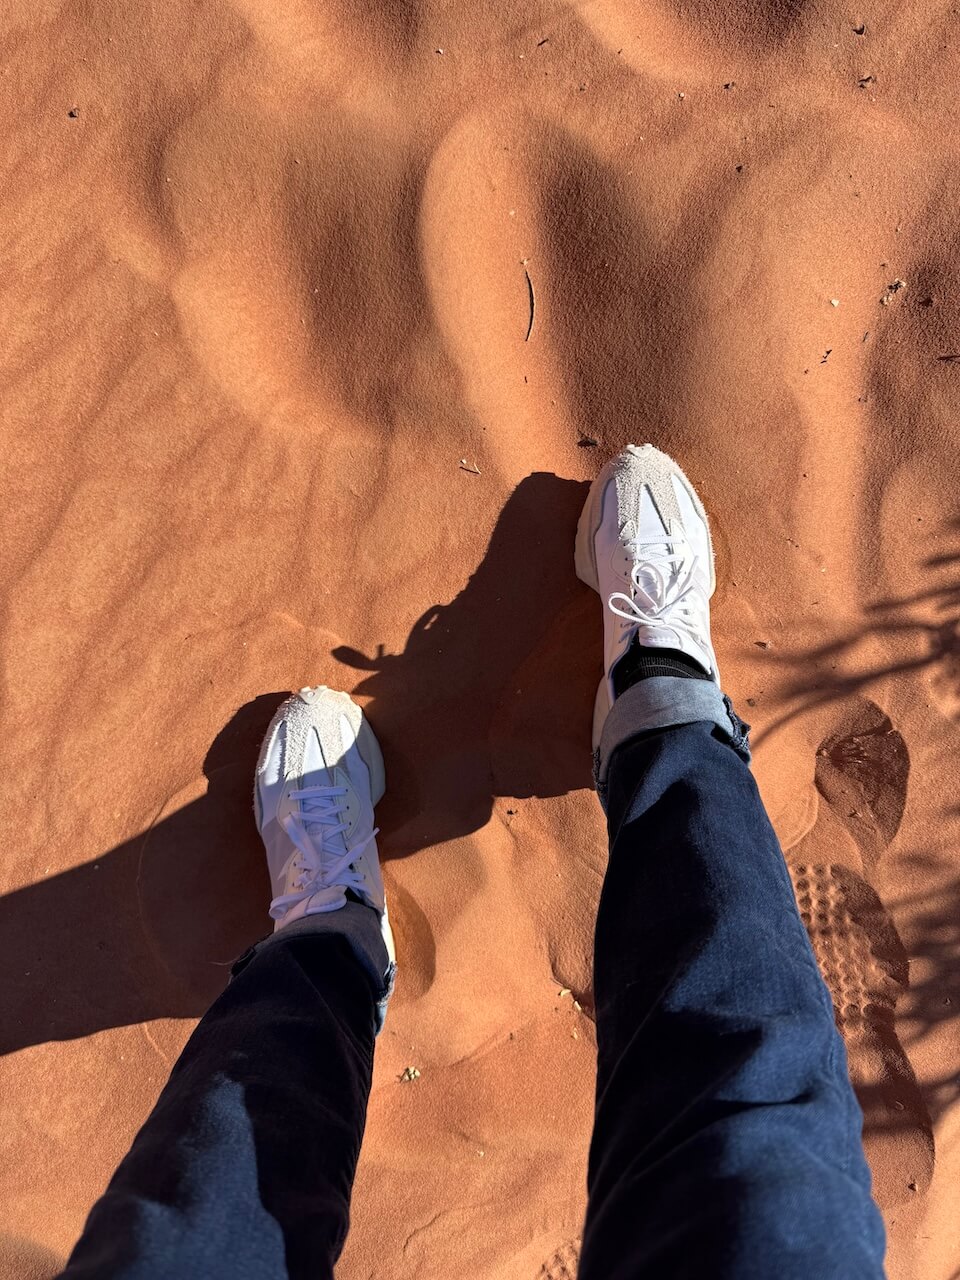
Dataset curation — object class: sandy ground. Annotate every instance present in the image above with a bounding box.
[1,1,959,1276]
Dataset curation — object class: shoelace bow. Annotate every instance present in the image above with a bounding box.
[607,535,709,650]
[268,785,378,921]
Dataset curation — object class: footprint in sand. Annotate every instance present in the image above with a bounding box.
[788,697,934,1210]
[537,1238,580,1280]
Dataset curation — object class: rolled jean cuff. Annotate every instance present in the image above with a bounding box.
[595,675,751,804]
[231,903,396,1034]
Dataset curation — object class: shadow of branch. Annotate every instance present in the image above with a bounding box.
[752,518,960,747]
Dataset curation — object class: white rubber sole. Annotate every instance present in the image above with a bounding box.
[353,697,387,805]
[574,444,717,750]
[342,695,396,966]
[574,466,613,749]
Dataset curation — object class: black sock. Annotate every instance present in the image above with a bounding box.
[612,635,714,700]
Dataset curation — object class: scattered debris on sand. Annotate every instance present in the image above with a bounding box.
[881,278,907,305]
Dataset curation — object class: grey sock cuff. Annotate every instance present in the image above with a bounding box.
[241,903,395,1034]
[595,675,751,804]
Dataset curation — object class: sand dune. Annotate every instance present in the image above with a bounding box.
[1,1,959,1276]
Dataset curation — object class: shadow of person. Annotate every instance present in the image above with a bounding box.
[0,471,596,1056]
[333,471,595,855]
[0,693,284,1057]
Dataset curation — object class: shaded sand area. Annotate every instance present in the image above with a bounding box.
[2,1,959,1276]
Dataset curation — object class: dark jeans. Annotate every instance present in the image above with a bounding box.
[58,721,886,1279]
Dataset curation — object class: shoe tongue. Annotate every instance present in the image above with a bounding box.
[301,732,349,856]
[300,793,348,856]
[634,562,666,601]
[634,543,682,604]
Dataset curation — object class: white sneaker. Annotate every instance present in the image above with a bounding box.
[253,685,395,967]
[574,443,718,750]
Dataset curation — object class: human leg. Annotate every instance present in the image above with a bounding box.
[574,445,885,1279]
[581,715,885,1279]
[59,687,395,1280]
[58,917,387,1280]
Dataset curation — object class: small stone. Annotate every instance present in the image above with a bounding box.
[830,298,840,307]
[399,1066,421,1083]
[754,639,770,650]
[746,697,757,707]
[68,107,79,118]
[907,1181,918,1192]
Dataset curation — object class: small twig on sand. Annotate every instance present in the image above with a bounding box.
[937,354,960,363]
[459,458,481,475]
[524,268,535,341]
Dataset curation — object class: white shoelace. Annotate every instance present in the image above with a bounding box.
[607,535,709,651]
[268,785,378,921]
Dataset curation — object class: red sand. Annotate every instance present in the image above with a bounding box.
[1,2,959,1276]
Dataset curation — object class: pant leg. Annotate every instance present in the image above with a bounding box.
[58,911,389,1280]
[580,718,887,1280]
